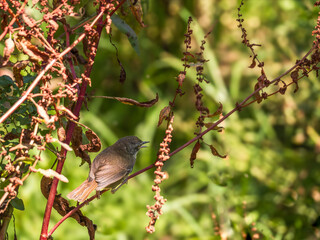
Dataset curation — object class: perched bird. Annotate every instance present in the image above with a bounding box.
[67,136,148,202]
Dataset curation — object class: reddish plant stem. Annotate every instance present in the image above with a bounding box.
[41,0,129,236]
[47,190,108,237]
[40,14,105,240]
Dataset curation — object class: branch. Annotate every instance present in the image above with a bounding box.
[40,11,105,240]
[46,42,317,233]
[41,1,129,237]
[0,0,28,41]
[0,11,105,124]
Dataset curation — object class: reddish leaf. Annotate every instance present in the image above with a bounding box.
[209,144,227,159]
[158,105,171,127]
[100,94,158,107]
[176,73,185,87]
[4,132,19,140]
[82,130,101,153]
[254,82,262,103]
[290,70,300,93]
[57,126,66,142]
[249,58,256,68]
[204,123,224,132]
[290,70,299,81]
[3,38,15,65]
[257,73,266,84]
[190,140,201,168]
[130,0,147,28]
[13,61,28,88]
[71,125,83,153]
[205,102,223,118]
[279,80,287,95]
[22,13,35,28]
[16,38,49,62]
[0,14,8,32]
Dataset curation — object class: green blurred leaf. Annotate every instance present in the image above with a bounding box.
[13,157,35,165]
[23,75,36,85]
[11,197,25,211]
[111,14,140,55]
[0,75,14,92]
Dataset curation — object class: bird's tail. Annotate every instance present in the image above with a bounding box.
[67,179,98,202]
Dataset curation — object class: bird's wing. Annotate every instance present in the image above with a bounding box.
[94,164,131,191]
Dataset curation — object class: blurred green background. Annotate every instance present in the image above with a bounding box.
[5,0,320,239]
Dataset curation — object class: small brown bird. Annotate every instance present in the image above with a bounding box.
[67,136,148,202]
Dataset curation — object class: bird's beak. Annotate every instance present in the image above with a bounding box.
[139,141,149,148]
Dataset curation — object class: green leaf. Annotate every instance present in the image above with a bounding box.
[23,75,36,85]
[10,197,25,211]
[0,75,15,93]
[111,14,140,55]
[13,157,35,165]
[0,75,14,87]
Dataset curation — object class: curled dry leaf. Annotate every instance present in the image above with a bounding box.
[254,82,262,103]
[190,140,201,168]
[204,123,224,132]
[290,69,299,81]
[101,93,159,107]
[35,104,50,123]
[249,57,256,68]
[205,102,223,118]
[52,138,73,151]
[71,125,92,167]
[83,130,101,152]
[130,0,147,28]
[108,32,126,83]
[209,144,227,159]
[158,105,171,127]
[3,38,15,65]
[0,13,8,32]
[290,70,300,93]
[13,61,28,88]
[37,168,69,182]
[15,37,49,62]
[22,13,36,28]
[4,132,19,140]
[176,72,185,87]
[57,105,78,120]
[48,19,59,31]
[71,125,82,151]
[119,63,126,83]
[57,126,66,142]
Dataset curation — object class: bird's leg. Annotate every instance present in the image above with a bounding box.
[111,177,129,194]
[96,190,101,199]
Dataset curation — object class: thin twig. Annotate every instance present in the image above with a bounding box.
[0,0,28,41]
[0,11,105,125]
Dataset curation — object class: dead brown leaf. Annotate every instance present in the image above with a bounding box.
[158,105,171,127]
[209,144,227,159]
[96,94,158,107]
[190,140,201,168]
